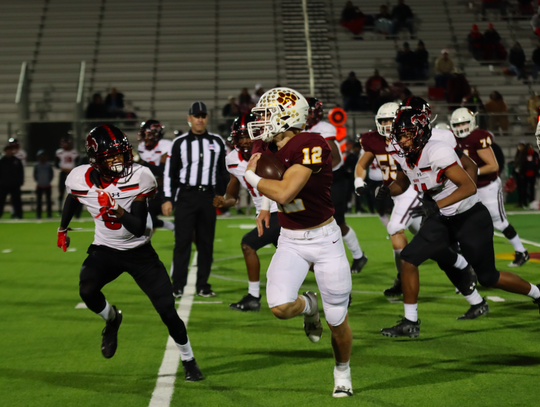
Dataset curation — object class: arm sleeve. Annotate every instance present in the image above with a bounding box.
[60,194,80,229]
[119,200,148,237]
[163,138,181,201]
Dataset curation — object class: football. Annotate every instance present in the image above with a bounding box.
[255,154,286,180]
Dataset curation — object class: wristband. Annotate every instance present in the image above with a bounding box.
[261,196,272,211]
[244,169,262,189]
[477,168,481,176]
[354,177,365,189]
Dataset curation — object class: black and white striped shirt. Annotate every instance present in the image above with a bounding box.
[163,130,226,201]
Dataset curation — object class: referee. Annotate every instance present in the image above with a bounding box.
[162,101,227,298]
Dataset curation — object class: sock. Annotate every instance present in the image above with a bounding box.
[301,295,312,315]
[335,361,350,373]
[248,281,260,298]
[509,235,526,253]
[343,228,363,259]
[464,290,483,305]
[176,337,194,361]
[393,249,402,275]
[453,254,468,270]
[162,220,175,231]
[404,303,418,322]
[528,283,540,299]
[379,214,389,228]
[98,301,112,321]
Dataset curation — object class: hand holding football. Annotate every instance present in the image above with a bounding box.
[255,154,286,180]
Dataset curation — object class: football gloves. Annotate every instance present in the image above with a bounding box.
[57,227,72,252]
[354,177,367,197]
[410,197,440,218]
[95,189,119,219]
[374,185,390,200]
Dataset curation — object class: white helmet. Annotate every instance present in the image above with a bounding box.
[248,87,309,143]
[450,107,477,138]
[434,122,451,131]
[375,102,399,137]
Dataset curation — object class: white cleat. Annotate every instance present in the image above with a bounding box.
[333,368,353,398]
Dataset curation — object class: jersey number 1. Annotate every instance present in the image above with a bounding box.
[302,147,322,165]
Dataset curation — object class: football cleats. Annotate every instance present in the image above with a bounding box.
[375,102,399,137]
[248,87,309,143]
[86,125,133,179]
[450,108,477,138]
[139,119,165,147]
[306,97,323,129]
[231,113,257,160]
[391,108,432,157]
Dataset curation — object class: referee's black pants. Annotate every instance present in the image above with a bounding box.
[172,189,216,293]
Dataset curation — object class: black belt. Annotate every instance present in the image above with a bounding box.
[180,183,213,192]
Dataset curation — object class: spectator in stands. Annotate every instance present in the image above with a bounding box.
[86,93,109,120]
[484,23,506,60]
[222,96,241,132]
[251,84,264,104]
[374,4,393,35]
[462,87,486,128]
[391,0,414,36]
[434,49,454,89]
[480,0,507,20]
[518,0,535,16]
[8,137,26,165]
[340,1,367,35]
[414,40,429,80]
[0,144,24,219]
[340,71,364,111]
[33,149,53,219]
[104,87,125,118]
[527,91,540,129]
[484,90,509,131]
[365,69,390,111]
[396,42,416,80]
[532,41,540,79]
[446,69,471,109]
[468,24,485,60]
[238,87,252,113]
[508,42,527,79]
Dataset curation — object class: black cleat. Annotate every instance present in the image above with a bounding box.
[229,294,261,312]
[457,298,489,320]
[182,358,204,381]
[173,288,183,299]
[509,250,529,267]
[383,278,402,297]
[101,306,122,358]
[381,317,420,338]
[350,255,368,274]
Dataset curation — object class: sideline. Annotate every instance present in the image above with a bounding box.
[148,254,197,407]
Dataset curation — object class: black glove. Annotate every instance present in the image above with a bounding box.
[354,178,367,197]
[410,197,440,218]
[374,185,390,200]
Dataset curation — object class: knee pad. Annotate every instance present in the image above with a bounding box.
[502,224,517,240]
[387,220,405,237]
[323,297,349,327]
[477,269,500,288]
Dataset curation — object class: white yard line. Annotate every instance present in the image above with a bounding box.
[149,253,198,407]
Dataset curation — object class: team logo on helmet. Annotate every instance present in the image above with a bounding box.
[412,112,428,127]
[277,91,298,107]
[86,136,98,153]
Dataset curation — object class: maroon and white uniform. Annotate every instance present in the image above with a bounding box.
[253,132,351,326]
[225,149,278,214]
[138,139,172,166]
[66,164,157,250]
[454,128,509,231]
[361,130,421,235]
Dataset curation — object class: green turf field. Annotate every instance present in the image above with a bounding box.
[0,213,539,407]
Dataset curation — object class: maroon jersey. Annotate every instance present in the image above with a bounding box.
[454,128,498,188]
[360,130,397,186]
[253,132,334,229]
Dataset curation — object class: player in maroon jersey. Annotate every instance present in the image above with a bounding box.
[451,108,529,266]
[244,87,353,398]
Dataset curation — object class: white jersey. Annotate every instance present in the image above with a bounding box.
[431,128,456,149]
[56,148,79,170]
[66,164,157,250]
[15,149,27,165]
[394,139,479,216]
[138,139,172,166]
[225,149,278,214]
[308,121,344,171]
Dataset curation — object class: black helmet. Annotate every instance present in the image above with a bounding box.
[306,97,323,128]
[398,96,433,120]
[86,125,133,178]
[391,108,432,158]
[139,119,165,143]
[230,113,257,159]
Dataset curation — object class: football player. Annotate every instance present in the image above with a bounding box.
[380,109,540,338]
[135,119,174,232]
[451,108,529,267]
[306,98,367,273]
[57,125,203,381]
[55,135,80,215]
[213,113,280,312]
[245,87,353,397]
